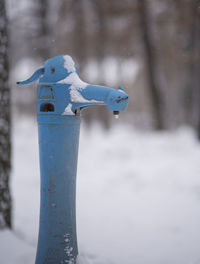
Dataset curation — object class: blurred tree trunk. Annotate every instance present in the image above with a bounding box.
[91,0,110,129]
[94,0,107,79]
[0,0,12,229]
[36,0,50,60]
[190,0,200,139]
[137,0,164,130]
[72,0,87,72]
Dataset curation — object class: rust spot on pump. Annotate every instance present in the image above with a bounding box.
[116,96,129,103]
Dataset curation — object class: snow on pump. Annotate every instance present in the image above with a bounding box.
[17,55,129,263]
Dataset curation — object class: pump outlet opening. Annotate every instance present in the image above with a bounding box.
[40,103,55,112]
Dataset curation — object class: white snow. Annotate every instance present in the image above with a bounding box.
[63,55,77,73]
[62,103,75,116]
[58,72,89,104]
[1,118,200,264]
[118,88,126,94]
[70,88,103,104]
[58,72,103,113]
[0,229,35,264]
[58,72,88,89]
[70,89,89,103]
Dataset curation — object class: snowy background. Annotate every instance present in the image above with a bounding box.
[1,117,200,264]
[1,1,199,263]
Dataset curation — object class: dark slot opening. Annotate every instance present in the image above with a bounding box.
[40,103,55,112]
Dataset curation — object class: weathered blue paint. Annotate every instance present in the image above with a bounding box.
[17,55,129,263]
[36,115,80,264]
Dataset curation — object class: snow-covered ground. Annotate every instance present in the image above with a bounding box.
[1,117,200,264]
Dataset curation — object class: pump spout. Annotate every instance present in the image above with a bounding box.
[67,83,129,115]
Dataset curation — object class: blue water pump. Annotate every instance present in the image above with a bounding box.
[18,55,129,263]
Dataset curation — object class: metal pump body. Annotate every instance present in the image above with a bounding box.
[18,55,129,264]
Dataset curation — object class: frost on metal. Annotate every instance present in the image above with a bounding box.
[62,234,76,264]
